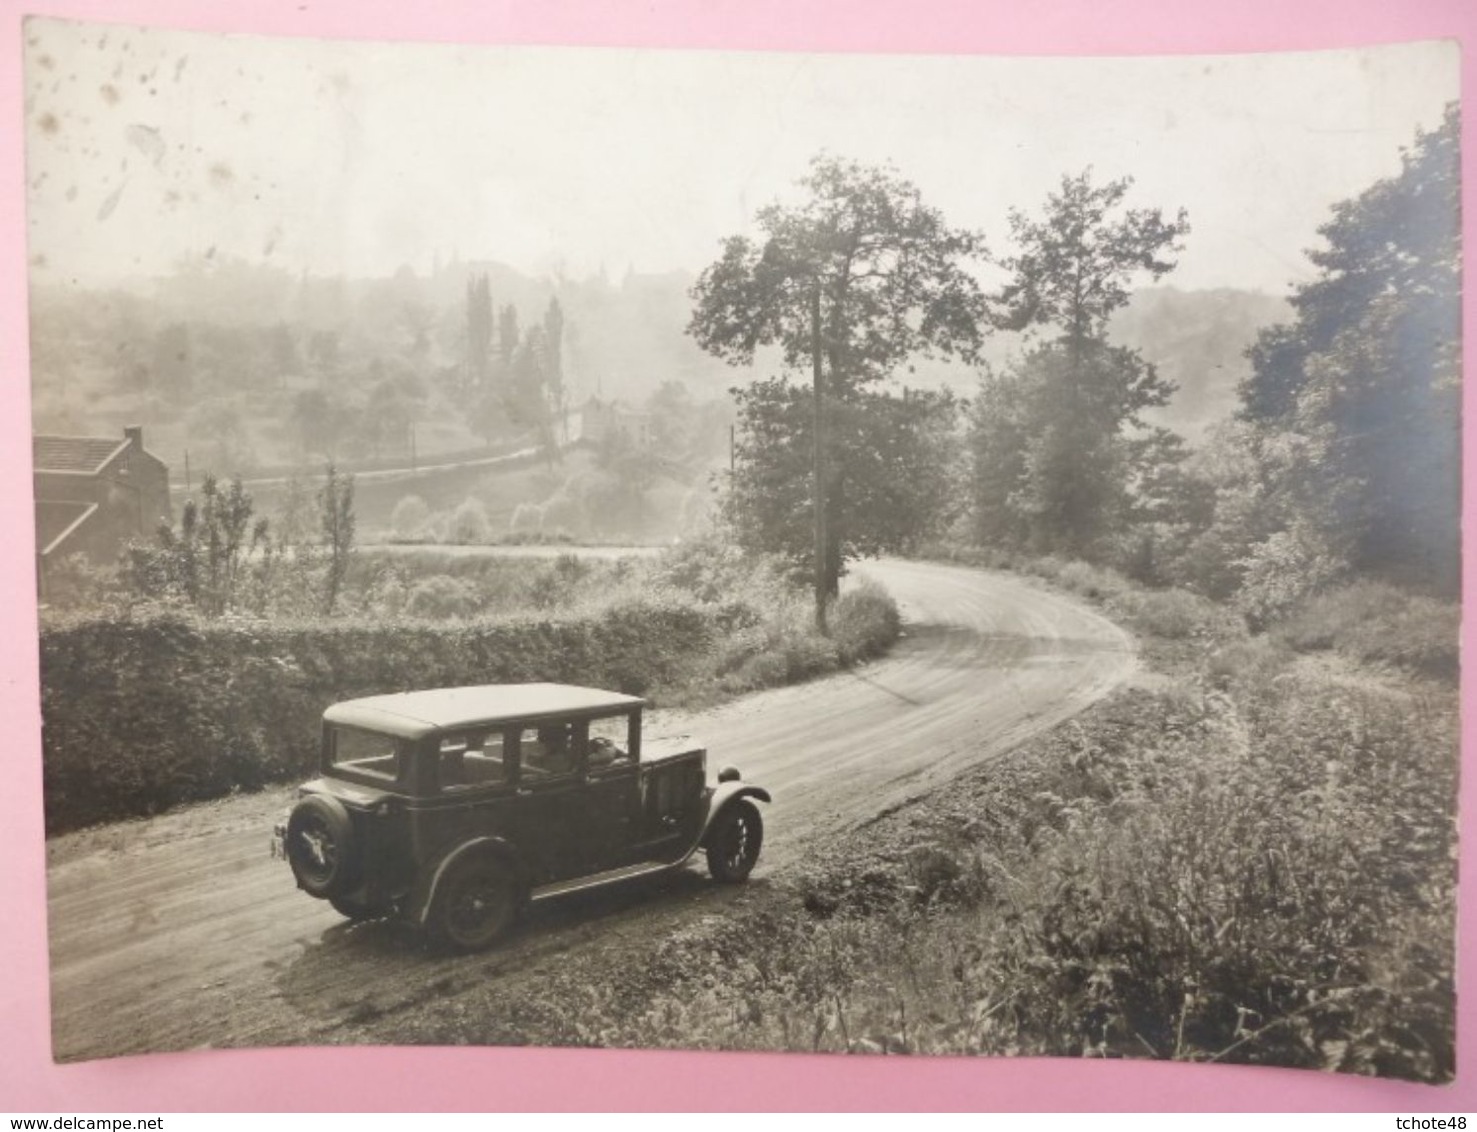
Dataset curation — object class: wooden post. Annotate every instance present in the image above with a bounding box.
[812,279,827,634]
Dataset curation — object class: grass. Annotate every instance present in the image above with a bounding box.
[1276,579,1459,681]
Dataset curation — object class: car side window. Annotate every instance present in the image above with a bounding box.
[587,714,635,771]
[437,729,510,791]
[517,721,585,781]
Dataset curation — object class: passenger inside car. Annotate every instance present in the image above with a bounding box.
[522,724,575,776]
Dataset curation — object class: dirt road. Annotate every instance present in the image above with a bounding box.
[45,560,1134,1061]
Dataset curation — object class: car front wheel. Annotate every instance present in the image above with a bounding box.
[706,799,763,883]
[432,856,520,952]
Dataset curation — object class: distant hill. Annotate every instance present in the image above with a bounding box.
[29,255,1292,491]
[856,287,1292,442]
[1110,286,1292,440]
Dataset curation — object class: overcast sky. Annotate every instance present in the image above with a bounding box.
[22,19,1457,295]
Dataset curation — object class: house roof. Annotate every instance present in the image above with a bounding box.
[324,683,646,739]
[33,435,129,475]
[34,500,97,557]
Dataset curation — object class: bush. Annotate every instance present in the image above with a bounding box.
[1122,587,1218,640]
[1203,637,1293,693]
[508,502,544,535]
[390,495,431,541]
[711,577,902,695]
[40,541,911,832]
[40,600,719,832]
[831,579,902,663]
[404,574,479,620]
[993,673,1455,1078]
[1053,560,1125,601]
[448,497,492,544]
[1233,525,1346,630]
[1278,580,1458,680]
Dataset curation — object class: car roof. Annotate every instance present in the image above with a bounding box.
[323,683,646,740]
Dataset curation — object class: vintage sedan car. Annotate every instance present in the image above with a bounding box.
[272,683,770,951]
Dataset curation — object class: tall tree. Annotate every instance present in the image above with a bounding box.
[319,464,356,615]
[497,303,521,370]
[1239,104,1460,595]
[543,296,567,441]
[973,171,1190,558]
[465,273,493,392]
[723,380,963,576]
[133,475,266,615]
[689,155,987,623]
[508,326,559,464]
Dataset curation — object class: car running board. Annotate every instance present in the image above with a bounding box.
[530,857,689,901]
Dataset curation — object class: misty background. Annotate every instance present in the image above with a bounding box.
[22,22,1456,539]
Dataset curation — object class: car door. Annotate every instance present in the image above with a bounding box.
[510,723,589,882]
[580,713,643,867]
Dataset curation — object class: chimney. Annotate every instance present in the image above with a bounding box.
[124,425,143,449]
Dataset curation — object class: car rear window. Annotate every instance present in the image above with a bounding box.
[329,726,405,782]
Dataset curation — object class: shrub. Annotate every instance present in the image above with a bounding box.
[39,600,720,832]
[39,541,911,832]
[1233,524,1346,630]
[714,595,838,692]
[1203,637,1293,693]
[1278,580,1458,681]
[831,579,902,663]
[707,577,901,695]
[508,502,545,535]
[404,574,480,620]
[528,554,593,610]
[1054,560,1125,601]
[448,497,492,544]
[1124,587,1215,640]
[390,495,431,541]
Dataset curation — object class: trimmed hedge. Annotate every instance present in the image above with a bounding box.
[40,601,717,833]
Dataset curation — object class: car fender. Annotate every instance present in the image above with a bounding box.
[700,782,771,845]
[409,836,525,926]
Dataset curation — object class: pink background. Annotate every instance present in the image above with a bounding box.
[0,0,1472,1112]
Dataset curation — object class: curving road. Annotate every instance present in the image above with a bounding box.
[44,560,1134,1061]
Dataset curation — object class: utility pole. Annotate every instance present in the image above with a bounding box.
[811,278,827,634]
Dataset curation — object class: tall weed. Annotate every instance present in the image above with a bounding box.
[1278,580,1458,681]
[520,669,1456,1081]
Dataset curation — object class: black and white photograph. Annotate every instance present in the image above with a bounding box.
[25,17,1460,1082]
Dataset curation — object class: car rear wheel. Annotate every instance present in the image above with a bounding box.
[286,795,357,899]
[706,799,763,883]
[432,856,520,952]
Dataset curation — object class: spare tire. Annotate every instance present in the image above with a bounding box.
[285,794,358,898]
